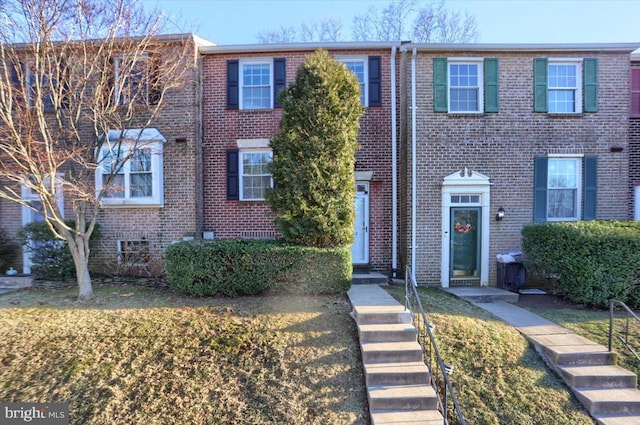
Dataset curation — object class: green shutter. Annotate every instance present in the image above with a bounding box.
[533,58,548,113]
[583,58,598,113]
[433,58,448,112]
[484,58,499,113]
[583,156,597,220]
[533,156,548,223]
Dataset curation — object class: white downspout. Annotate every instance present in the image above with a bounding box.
[411,47,417,279]
[391,44,398,278]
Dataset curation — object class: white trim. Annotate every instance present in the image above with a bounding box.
[336,55,368,107]
[635,186,640,221]
[355,171,373,181]
[548,153,585,158]
[547,59,583,114]
[447,58,484,113]
[238,150,273,201]
[239,58,273,110]
[546,157,582,222]
[391,45,398,276]
[441,169,491,288]
[237,138,270,149]
[351,181,370,264]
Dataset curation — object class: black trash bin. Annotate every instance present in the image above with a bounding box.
[496,251,526,291]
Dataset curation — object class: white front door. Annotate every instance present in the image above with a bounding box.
[351,182,369,265]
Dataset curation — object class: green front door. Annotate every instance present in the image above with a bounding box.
[450,207,481,280]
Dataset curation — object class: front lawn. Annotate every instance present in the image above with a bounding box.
[0,283,367,425]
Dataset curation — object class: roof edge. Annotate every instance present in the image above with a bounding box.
[401,42,640,53]
[200,41,401,54]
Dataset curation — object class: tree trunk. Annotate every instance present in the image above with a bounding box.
[67,234,93,300]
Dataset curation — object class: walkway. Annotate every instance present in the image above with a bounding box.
[348,284,640,425]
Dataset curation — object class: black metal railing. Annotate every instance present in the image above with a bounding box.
[405,266,466,425]
[609,299,640,363]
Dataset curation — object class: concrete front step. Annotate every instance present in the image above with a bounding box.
[368,384,438,411]
[575,388,640,416]
[370,409,445,425]
[559,365,637,389]
[527,332,618,366]
[353,305,413,325]
[442,286,519,303]
[352,272,388,285]
[358,323,418,343]
[361,341,423,363]
[596,414,640,425]
[365,361,430,386]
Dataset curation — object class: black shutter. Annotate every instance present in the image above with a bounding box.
[148,55,162,105]
[533,156,548,223]
[226,150,239,200]
[273,58,286,108]
[227,60,239,110]
[368,56,382,107]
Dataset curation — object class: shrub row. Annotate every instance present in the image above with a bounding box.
[521,221,640,308]
[165,239,352,297]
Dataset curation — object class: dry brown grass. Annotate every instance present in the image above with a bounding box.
[0,283,368,425]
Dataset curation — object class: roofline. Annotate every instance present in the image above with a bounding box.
[632,52,640,61]
[200,41,401,54]
[401,42,640,53]
[4,33,215,50]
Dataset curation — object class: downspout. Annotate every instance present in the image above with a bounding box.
[391,44,398,278]
[411,47,417,279]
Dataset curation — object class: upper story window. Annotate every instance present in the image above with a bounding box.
[534,57,598,114]
[239,150,272,201]
[95,128,165,207]
[548,60,582,113]
[631,67,640,118]
[240,59,273,109]
[433,57,498,113]
[338,57,368,105]
[448,60,483,113]
[114,56,152,106]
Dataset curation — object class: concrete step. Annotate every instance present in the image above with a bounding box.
[595,414,640,425]
[442,286,519,303]
[353,305,413,325]
[365,361,430,386]
[559,365,637,389]
[370,409,445,425]
[358,323,418,343]
[532,336,617,366]
[368,384,438,411]
[361,341,423,363]
[575,388,640,416]
[352,272,388,285]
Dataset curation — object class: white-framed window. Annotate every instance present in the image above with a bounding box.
[448,59,483,113]
[338,56,368,106]
[95,129,165,207]
[239,150,272,201]
[240,59,272,109]
[547,157,582,221]
[118,240,150,266]
[114,56,150,106]
[548,59,582,113]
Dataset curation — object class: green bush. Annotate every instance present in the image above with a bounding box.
[0,229,18,272]
[17,221,101,281]
[521,221,640,308]
[165,239,352,297]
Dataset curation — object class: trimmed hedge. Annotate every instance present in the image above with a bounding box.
[165,239,352,297]
[521,221,640,308]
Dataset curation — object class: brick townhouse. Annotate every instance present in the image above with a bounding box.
[199,42,400,274]
[399,43,639,287]
[0,34,210,273]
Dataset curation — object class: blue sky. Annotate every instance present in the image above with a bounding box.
[144,0,640,47]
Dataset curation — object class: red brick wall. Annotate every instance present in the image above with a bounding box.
[402,50,632,285]
[201,48,396,272]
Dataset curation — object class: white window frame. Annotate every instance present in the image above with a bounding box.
[239,149,273,201]
[239,59,273,110]
[114,55,150,106]
[337,56,368,106]
[448,58,484,113]
[548,58,583,114]
[546,155,583,221]
[95,129,165,207]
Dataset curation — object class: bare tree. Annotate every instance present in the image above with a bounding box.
[257,18,342,43]
[0,0,194,299]
[352,0,478,43]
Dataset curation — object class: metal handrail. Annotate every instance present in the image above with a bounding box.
[405,266,466,425]
[609,299,640,362]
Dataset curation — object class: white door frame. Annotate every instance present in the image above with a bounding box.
[351,180,370,265]
[441,169,491,287]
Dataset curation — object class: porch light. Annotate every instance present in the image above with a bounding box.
[496,206,505,221]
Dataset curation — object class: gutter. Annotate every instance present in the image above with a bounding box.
[200,41,399,54]
[411,47,417,278]
[404,42,640,53]
[391,44,398,278]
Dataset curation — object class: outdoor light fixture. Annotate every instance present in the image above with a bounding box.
[496,206,505,221]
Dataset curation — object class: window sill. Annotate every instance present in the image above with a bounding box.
[100,201,164,209]
[545,113,585,118]
[446,112,488,117]
[236,108,279,113]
